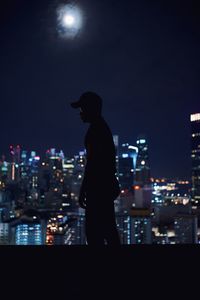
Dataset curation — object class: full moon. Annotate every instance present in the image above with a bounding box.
[57,4,83,39]
[63,14,75,27]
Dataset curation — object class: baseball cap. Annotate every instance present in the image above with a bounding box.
[70,91,102,112]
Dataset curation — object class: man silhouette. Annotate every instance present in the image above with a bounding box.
[71,91,121,245]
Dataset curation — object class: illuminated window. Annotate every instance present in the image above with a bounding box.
[191,113,200,122]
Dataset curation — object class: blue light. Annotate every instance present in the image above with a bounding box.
[140,139,146,144]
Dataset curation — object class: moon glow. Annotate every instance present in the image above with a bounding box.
[57,4,82,39]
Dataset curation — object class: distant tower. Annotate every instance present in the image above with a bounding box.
[135,136,151,186]
[29,151,40,189]
[130,208,152,244]
[113,135,119,176]
[174,214,198,244]
[190,113,200,205]
[118,143,136,190]
[9,145,21,181]
[134,136,152,208]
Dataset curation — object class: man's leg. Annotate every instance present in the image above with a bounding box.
[85,204,105,245]
[103,201,121,246]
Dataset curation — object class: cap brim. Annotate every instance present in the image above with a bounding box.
[70,101,81,109]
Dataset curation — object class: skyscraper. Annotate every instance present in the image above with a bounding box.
[0,223,10,245]
[134,136,152,208]
[10,145,21,182]
[130,208,152,244]
[0,158,9,188]
[116,213,131,244]
[190,113,200,206]
[15,222,42,245]
[174,214,198,244]
[135,136,151,186]
[118,143,137,190]
[113,135,119,176]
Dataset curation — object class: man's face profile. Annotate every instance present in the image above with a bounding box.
[79,107,90,123]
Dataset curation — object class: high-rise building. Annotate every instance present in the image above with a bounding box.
[20,150,30,187]
[190,113,200,205]
[174,214,198,244]
[29,151,40,188]
[118,143,137,190]
[0,223,10,245]
[72,152,86,206]
[133,136,152,208]
[116,213,131,244]
[15,222,42,245]
[10,145,21,182]
[130,208,152,244]
[0,157,9,188]
[135,136,151,186]
[68,213,86,245]
[113,135,119,176]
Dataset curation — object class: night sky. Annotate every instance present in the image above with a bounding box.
[0,0,200,179]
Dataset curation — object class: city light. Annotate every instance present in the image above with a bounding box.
[128,145,139,153]
[134,185,140,190]
[136,139,146,144]
[191,113,200,122]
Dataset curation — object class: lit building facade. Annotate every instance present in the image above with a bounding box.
[10,145,21,182]
[191,113,200,205]
[0,223,10,245]
[116,213,131,244]
[113,135,119,176]
[174,214,198,244]
[118,143,138,191]
[67,213,86,245]
[0,158,9,188]
[135,137,151,186]
[130,208,152,244]
[15,222,42,245]
[133,137,152,208]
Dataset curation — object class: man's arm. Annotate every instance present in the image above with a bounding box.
[78,142,94,208]
[79,176,87,209]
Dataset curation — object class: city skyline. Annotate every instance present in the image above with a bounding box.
[0,112,198,181]
[0,137,195,245]
[1,0,200,180]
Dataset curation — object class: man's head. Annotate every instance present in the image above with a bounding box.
[70,91,102,123]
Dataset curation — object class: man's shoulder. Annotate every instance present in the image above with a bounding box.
[99,118,112,132]
[85,118,113,141]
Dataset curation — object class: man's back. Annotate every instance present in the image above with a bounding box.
[84,116,117,189]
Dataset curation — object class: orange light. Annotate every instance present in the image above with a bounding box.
[134,185,140,190]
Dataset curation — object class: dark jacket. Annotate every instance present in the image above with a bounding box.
[83,116,120,199]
